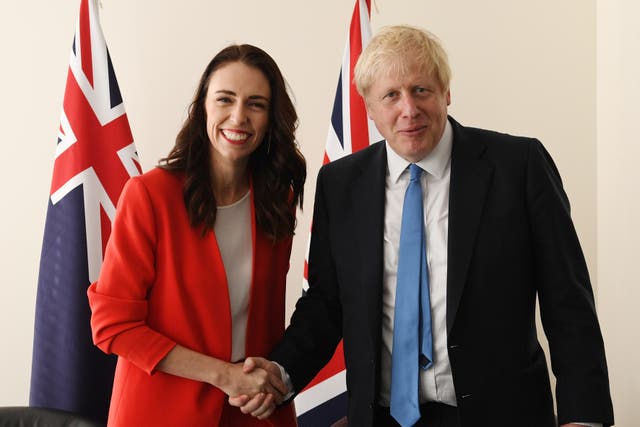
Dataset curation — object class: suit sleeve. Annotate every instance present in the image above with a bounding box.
[526,140,614,425]
[87,177,176,375]
[270,166,343,393]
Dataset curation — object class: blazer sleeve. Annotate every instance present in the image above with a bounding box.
[526,140,614,425]
[270,165,344,393]
[87,177,176,375]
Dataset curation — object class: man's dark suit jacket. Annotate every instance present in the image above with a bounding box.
[271,117,614,426]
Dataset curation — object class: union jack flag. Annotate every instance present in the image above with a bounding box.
[296,0,382,425]
[30,0,140,421]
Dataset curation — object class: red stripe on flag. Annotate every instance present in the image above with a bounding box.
[301,341,345,391]
[348,0,370,153]
[100,203,111,257]
[79,0,94,87]
[323,152,330,165]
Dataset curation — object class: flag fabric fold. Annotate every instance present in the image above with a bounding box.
[296,1,381,425]
[30,0,140,421]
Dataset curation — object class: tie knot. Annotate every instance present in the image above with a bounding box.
[409,163,423,182]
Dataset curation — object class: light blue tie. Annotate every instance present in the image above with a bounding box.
[390,163,433,427]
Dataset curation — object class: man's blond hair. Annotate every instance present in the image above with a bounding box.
[354,25,451,97]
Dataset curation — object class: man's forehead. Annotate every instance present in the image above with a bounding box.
[372,62,436,86]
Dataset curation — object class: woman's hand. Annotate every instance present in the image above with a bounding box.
[216,360,287,405]
[156,344,286,416]
[228,357,290,419]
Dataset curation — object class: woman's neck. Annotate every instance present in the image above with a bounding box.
[210,160,250,206]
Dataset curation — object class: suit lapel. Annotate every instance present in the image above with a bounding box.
[446,119,494,334]
[351,143,387,352]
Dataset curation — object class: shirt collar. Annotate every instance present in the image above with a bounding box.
[386,118,453,183]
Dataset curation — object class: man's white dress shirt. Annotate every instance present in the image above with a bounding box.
[379,120,455,407]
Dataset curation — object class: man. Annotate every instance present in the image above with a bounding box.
[233,25,614,427]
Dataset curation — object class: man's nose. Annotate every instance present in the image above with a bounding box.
[399,94,419,118]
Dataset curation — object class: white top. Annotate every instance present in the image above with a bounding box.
[379,119,455,406]
[214,190,252,362]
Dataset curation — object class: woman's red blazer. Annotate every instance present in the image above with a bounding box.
[88,168,296,426]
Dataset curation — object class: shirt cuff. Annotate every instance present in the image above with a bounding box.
[273,361,295,400]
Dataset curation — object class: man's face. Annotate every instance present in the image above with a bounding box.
[364,63,450,162]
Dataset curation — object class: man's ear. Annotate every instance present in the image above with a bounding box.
[363,97,374,119]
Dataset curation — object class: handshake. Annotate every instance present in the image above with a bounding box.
[225,357,291,420]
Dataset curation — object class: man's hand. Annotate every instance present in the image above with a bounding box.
[217,359,287,409]
[228,357,288,419]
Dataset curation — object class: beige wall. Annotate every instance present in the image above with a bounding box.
[597,1,640,426]
[0,0,633,422]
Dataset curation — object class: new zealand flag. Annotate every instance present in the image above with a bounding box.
[30,0,140,422]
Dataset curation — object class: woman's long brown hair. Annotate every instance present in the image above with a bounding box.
[159,44,306,240]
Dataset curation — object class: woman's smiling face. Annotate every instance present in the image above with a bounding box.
[205,61,271,169]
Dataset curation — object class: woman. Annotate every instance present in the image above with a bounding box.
[88,44,305,426]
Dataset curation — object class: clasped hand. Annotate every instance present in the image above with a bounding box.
[226,357,287,420]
